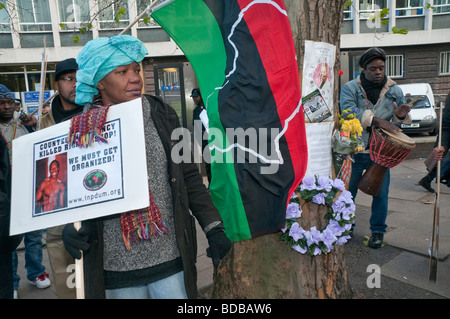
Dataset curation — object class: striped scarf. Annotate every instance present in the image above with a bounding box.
[120,188,168,250]
[68,104,110,148]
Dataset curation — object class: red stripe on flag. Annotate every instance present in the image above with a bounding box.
[237,0,308,202]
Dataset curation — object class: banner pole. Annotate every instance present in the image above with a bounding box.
[119,1,160,36]
[74,221,85,299]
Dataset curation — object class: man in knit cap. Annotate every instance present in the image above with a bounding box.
[339,47,411,249]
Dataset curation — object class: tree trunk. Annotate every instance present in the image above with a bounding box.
[211,0,352,299]
[212,199,352,299]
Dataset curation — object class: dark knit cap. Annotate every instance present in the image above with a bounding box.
[359,48,386,69]
[55,58,78,80]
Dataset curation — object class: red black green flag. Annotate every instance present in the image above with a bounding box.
[152,0,308,242]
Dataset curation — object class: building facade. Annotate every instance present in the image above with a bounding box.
[340,0,450,98]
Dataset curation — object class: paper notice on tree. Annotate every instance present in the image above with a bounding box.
[304,122,333,178]
[10,98,149,235]
[302,40,336,122]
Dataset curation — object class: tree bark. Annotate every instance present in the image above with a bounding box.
[210,0,352,299]
[212,199,352,299]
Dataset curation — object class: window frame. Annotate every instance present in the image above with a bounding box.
[16,0,53,32]
[395,0,425,17]
[440,51,450,75]
[385,54,405,79]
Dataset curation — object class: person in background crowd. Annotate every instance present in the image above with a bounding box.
[418,92,450,192]
[191,88,211,186]
[0,84,51,298]
[0,131,23,299]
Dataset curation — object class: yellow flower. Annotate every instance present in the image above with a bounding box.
[341,119,363,138]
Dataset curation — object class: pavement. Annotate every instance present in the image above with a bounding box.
[12,135,449,300]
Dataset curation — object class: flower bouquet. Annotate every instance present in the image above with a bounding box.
[333,108,365,155]
[332,108,365,188]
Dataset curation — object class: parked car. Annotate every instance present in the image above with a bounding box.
[396,83,438,136]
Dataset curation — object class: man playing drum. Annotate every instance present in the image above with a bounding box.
[339,47,411,249]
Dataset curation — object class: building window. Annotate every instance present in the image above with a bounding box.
[396,0,424,16]
[359,0,387,19]
[0,2,11,31]
[58,0,91,28]
[0,64,55,93]
[433,0,450,14]
[440,51,450,75]
[136,0,159,27]
[386,55,404,78]
[344,3,353,20]
[16,0,52,32]
[98,0,129,29]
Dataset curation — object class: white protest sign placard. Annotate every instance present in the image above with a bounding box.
[10,98,149,235]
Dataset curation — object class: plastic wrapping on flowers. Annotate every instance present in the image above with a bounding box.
[280,176,356,256]
[332,108,365,155]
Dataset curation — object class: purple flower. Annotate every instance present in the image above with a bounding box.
[332,200,346,214]
[332,179,346,191]
[341,204,355,220]
[313,247,322,256]
[316,176,333,192]
[312,192,327,205]
[322,230,337,250]
[339,190,354,204]
[300,176,316,191]
[336,235,351,245]
[304,227,322,246]
[327,220,345,237]
[343,223,353,231]
[286,202,302,219]
[293,244,307,254]
[289,222,305,242]
[291,192,298,200]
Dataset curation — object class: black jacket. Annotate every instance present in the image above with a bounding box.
[0,137,23,298]
[82,95,223,299]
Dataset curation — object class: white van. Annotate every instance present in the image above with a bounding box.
[397,83,438,135]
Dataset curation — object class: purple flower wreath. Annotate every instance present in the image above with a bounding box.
[281,176,355,256]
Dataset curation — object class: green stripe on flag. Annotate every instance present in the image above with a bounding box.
[152,0,252,241]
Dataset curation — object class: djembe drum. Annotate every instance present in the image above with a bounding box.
[357,127,416,196]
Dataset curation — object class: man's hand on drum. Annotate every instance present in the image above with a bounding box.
[372,117,402,133]
[433,146,446,162]
[394,102,411,120]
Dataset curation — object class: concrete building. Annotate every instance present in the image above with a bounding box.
[1,0,449,123]
[340,0,450,98]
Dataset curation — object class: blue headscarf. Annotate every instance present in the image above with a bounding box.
[75,35,148,105]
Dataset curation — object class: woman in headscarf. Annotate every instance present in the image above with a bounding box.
[62,35,230,299]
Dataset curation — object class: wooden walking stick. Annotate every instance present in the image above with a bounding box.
[74,221,85,299]
[429,102,444,282]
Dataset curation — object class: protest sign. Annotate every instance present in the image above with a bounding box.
[10,98,149,235]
